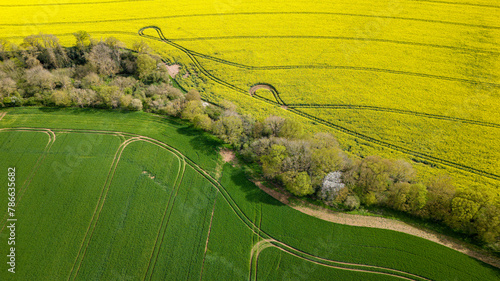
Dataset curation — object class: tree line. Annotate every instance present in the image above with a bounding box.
[0,32,498,252]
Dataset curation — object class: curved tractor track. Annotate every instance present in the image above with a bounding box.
[138,26,500,181]
[1,128,434,281]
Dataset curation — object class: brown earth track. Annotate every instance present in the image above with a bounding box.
[2,127,497,277]
[253,181,500,269]
[0,112,7,121]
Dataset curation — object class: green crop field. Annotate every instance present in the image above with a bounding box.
[0,107,498,280]
[1,0,500,279]
[2,0,498,192]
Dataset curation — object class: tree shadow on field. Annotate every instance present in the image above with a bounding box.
[230,169,282,206]
[176,125,223,156]
[38,107,62,113]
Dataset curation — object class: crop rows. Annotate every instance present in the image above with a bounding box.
[0,0,152,7]
[55,128,431,280]
[409,0,500,9]
[142,29,498,88]
[140,26,500,181]
[169,35,498,55]
[1,110,497,279]
[285,104,500,128]
[2,11,499,29]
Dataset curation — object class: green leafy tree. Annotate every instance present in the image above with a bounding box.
[474,203,500,250]
[424,175,456,221]
[355,155,393,205]
[281,171,314,197]
[181,100,204,121]
[186,89,201,101]
[408,183,428,212]
[212,115,244,148]
[50,90,71,107]
[193,114,213,131]
[278,118,304,139]
[73,31,93,50]
[389,182,427,213]
[310,147,344,187]
[119,94,132,109]
[260,144,287,179]
[132,40,152,54]
[136,54,157,80]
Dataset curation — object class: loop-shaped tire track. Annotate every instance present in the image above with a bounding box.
[249,84,285,105]
[5,128,494,278]
[53,128,436,280]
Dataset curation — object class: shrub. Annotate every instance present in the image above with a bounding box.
[81,72,102,89]
[50,90,71,107]
[186,89,201,101]
[25,66,55,94]
[136,54,156,80]
[130,98,143,111]
[193,114,213,131]
[119,95,133,109]
[344,195,361,210]
[281,171,314,197]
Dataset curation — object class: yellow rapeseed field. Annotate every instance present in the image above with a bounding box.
[1,0,499,190]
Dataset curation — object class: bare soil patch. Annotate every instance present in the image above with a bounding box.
[220,148,236,163]
[165,64,181,78]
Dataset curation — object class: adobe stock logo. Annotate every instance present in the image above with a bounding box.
[213,0,242,14]
[21,0,62,37]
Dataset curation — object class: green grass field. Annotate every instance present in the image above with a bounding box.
[0,107,498,280]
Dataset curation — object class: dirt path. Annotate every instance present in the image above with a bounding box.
[253,181,500,269]
[0,112,7,121]
[3,127,498,270]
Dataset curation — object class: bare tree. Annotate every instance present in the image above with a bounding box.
[86,42,120,76]
[25,66,55,93]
